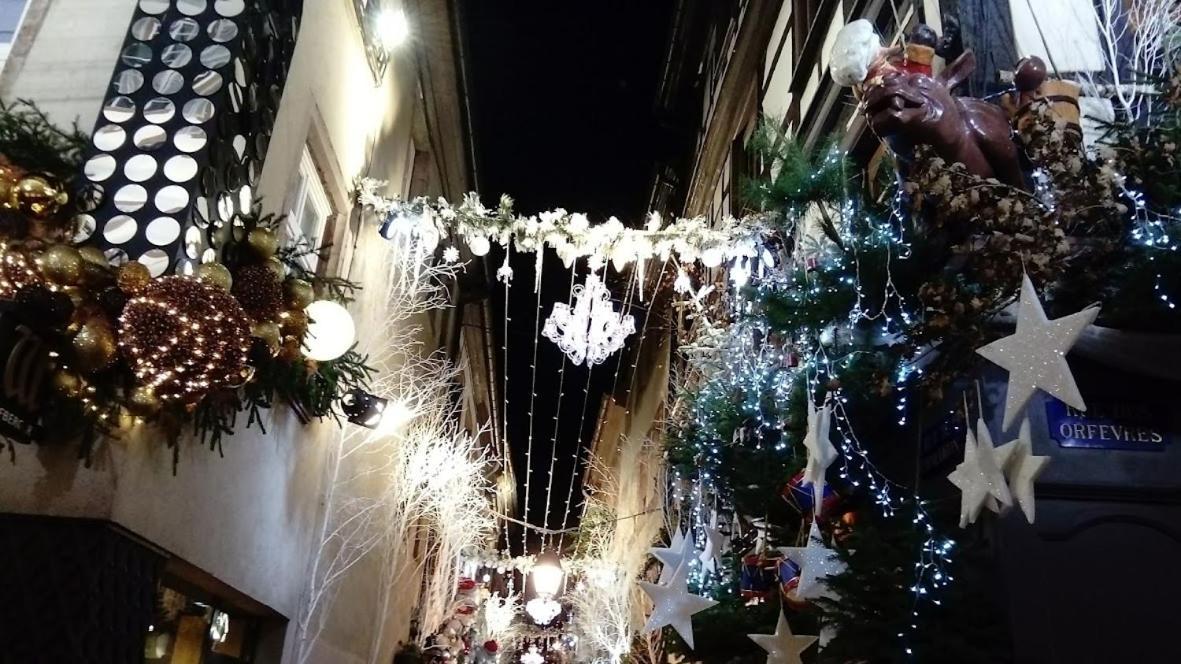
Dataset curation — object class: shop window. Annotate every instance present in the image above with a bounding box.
[144,579,267,663]
[284,147,333,273]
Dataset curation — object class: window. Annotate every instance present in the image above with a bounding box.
[285,147,333,273]
[1009,0,1104,73]
[0,0,30,65]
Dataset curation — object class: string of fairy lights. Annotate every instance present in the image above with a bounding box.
[539,270,577,552]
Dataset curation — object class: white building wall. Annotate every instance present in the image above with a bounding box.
[0,1,425,662]
[1,0,136,132]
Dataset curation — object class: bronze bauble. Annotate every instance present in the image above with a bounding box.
[119,276,252,403]
[116,261,152,294]
[196,262,233,291]
[14,176,69,219]
[125,385,162,417]
[231,263,283,321]
[278,336,302,362]
[52,369,83,397]
[250,320,282,354]
[283,278,315,309]
[39,244,83,285]
[246,227,279,258]
[280,308,309,337]
[72,317,117,373]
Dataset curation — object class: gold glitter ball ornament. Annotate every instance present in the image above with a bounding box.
[72,316,118,373]
[196,262,233,291]
[283,278,314,309]
[125,385,162,417]
[247,227,279,258]
[38,243,83,285]
[118,276,252,404]
[52,369,83,397]
[116,261,152,294]
[263,257,285,279]
[78,246,109,267]
[250,320,282,354]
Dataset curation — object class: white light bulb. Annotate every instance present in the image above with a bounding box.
[302,300,356,361]
[376,8,410,49]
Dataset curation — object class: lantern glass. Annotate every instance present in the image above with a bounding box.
[531,558,563,597]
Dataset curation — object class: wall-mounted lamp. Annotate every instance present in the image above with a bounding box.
[342,388,388,429]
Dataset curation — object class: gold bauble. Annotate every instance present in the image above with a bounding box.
[52,369,83,397]
[14,176,68,220]
[38,244,83,285]
[116,261,152,294]
[125,385,162,417]
[283,278,315,309]
[264,257,285,279]
[280,308,309,337]
[250,320,282,354]
[72,318,117,373]
[78,246,109,267]
[196,262,233,290]
[247,227,279,258]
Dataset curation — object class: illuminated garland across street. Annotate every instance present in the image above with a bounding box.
[356,178,770,279]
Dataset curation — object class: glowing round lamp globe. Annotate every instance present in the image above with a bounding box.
[303,300,356,361]
[531,556,564,597]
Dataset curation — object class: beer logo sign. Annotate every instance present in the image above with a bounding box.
[0,310,49,443]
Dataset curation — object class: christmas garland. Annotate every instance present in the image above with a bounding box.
[0,100,375,469]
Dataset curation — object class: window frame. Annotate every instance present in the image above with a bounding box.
[0,0,32,65]
[285,146,334,274]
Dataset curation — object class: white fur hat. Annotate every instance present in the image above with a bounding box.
[830,19,882,87]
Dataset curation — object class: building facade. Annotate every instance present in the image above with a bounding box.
[0,1,504,663]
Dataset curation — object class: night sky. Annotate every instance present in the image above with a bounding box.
[460,0,678,554]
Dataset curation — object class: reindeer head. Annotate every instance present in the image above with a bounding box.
[862,51,977,148]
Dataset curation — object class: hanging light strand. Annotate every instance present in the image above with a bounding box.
[540,267,578,551]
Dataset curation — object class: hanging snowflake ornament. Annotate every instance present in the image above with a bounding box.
[442,246,460,263]
[542,272,635,366]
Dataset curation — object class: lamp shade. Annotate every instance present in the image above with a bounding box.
[302,300,356,361]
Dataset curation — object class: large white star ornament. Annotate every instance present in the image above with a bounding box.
[976,273,1099,430]
[748,611,817,664]
[638,562,718,650]
[802,398,838,514]
[782,522,846,600]
[651,528,696,584]
[699,512,725,575]
[947,418,1014,528]
[992,418,1051,523]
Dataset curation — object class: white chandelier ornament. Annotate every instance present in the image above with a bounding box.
[542,273,635,367]
[525,596,563,625]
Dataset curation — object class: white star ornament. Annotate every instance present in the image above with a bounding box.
[976,272,1099,429]
[748,611,818,664]
[638,562,718,650]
